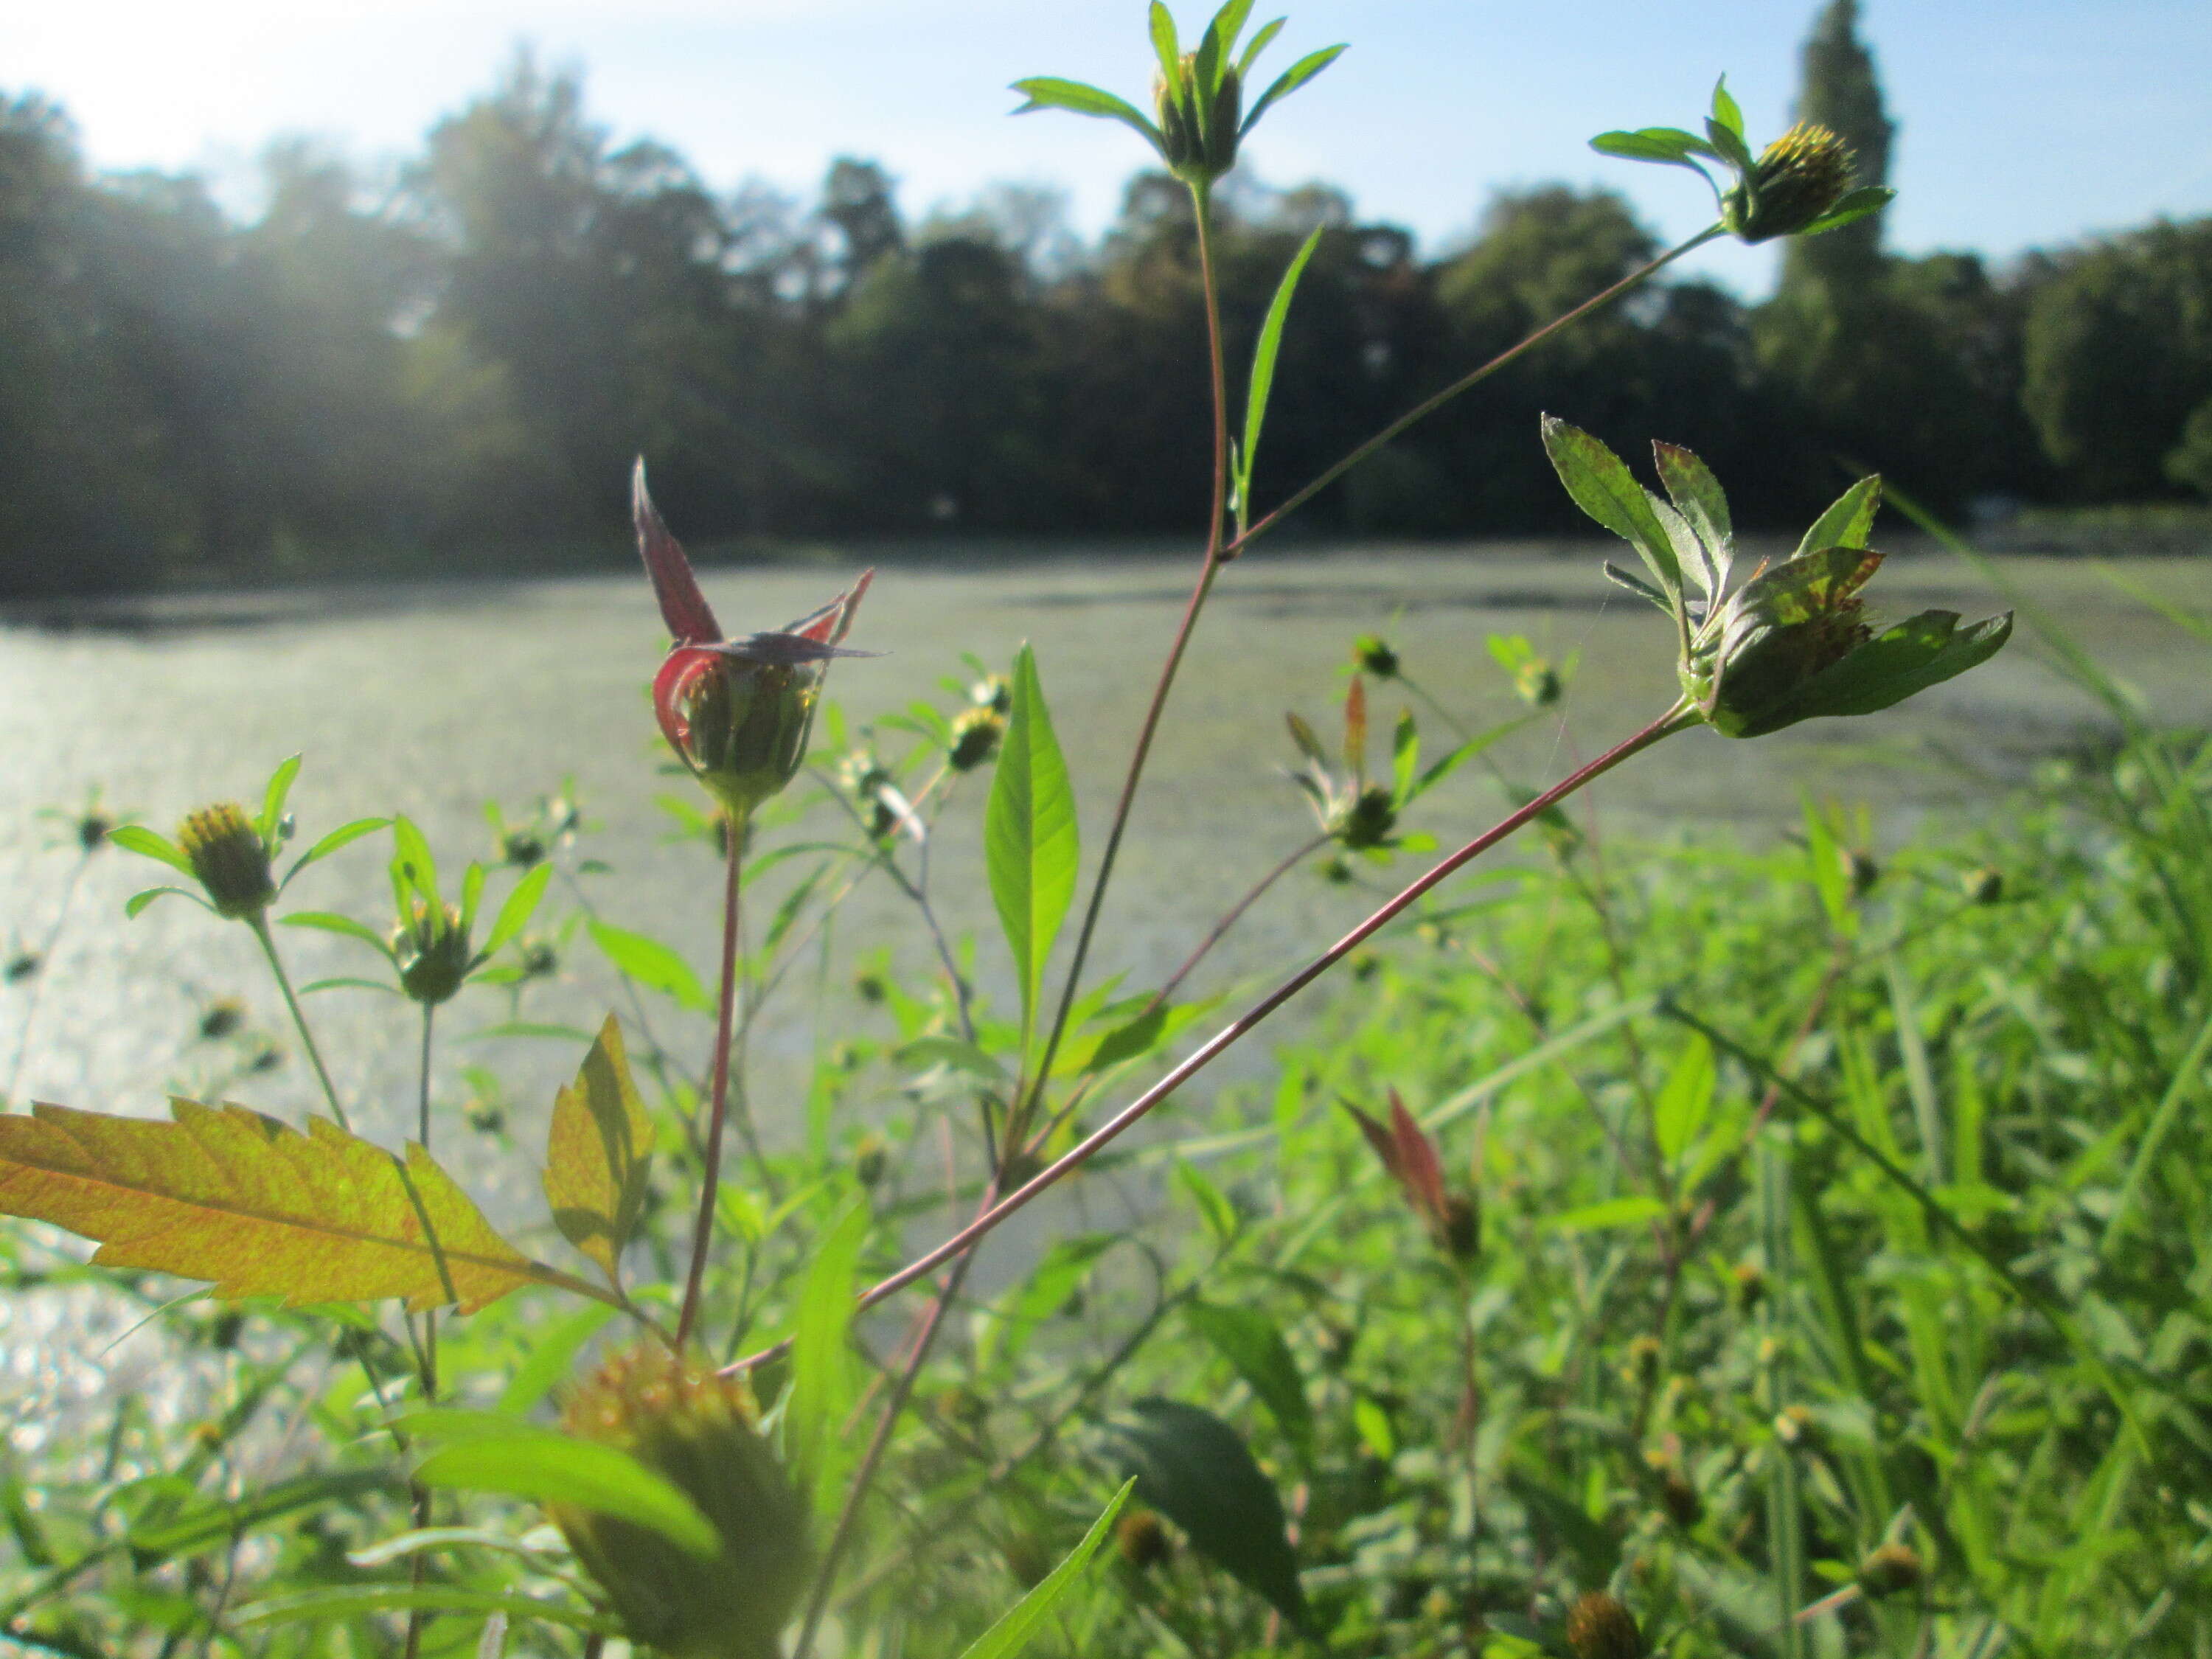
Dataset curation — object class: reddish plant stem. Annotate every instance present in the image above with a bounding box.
[1152,830,1331,1009]
[1023,181,1236,1125]
[677,824,745,1347]
[729,704,1691,1373]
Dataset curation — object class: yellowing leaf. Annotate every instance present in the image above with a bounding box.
[543,1015,654,1288]
[0,1100,590,1312]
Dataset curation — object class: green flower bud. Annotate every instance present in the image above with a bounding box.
[1725,122,1855,243]
[198,998,246,1041]
[1155,55,1242,183]
[1351,635,1399,680]
[1565,1590,1645,1659]
[678,656,824,821]
[1961,866,2003,905]
[1515,660,1562,707]
[178,804,276,920]
[947,706,1005,772]
[552,1343,810,1659]
[1334,785,1398,852]
[392,900,473,1006]
[1857,1542,1924,1598]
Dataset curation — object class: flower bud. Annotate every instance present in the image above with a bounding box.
[1773,1404,1815,1448]
[1352,635,1399,680]
[1565,1590,1645,1659]
[198,998,246,1041]
[1961,866,2003,906]
[1116,1506,1172,1571]
[1725,122,1855,243]
[1515,660,1562,707]
[970,673,1012,715]
[1155,56,1242,183]
[77,810,113,851]
[1334,785,1398,852]
[1660,1466,1703,1529]
[674,655,824,821]
[948,706,1005,772]
[1858,1543,1923,1599]
[552,1343,810,1659]
[393,900,473,1006]
[1703,552,1878,738]
[178,804,276,920]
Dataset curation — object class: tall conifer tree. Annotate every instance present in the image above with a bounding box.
[1780,0,1893,287]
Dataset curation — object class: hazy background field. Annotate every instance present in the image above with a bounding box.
[4,539,2205,1206]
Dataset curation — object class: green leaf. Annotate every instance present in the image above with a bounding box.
[257,755,303,846]
[282,817,391,888]
[975,1234,1117,1374]
[1009,77,1165,149]
[481,863,552,959]
[1183,1301,1314,1466]
[788,1203,868,1518]
[128,1469,401,1555]
[0,1099,591,1313]
[1709,74,1745,141]
[1801,184,1894,236]
[392,815,439,905]
[1746,610,2014,734]
[1239,43,1346,136]
[1705,105,1756,175]
[497,1302,617,1415]
[1793,473,1883,560]
[1589,126,1718,168]
[125,886,206,919]
[344,1526,565,1570]
[1654,1032,1717,1166]
[281,911,397,963]
[984,644,1080,1053]
[1238,226,1324,511]
[899,1035,1012,1085]
[1175,1158,1239,1245]
[1068,1006,1174,1076]
[1652,440,1733,593]
[412,1427,714,1557]
[1207,0,1256,63]
[1540,415,1682,598]
[1237,15,1286,79]
[1405,716,1524,806]
[953,1480,1135,1659]
[543,1016,654,1288]
[1549,1195,1667,1233]
[1107,1399,1307,1628]
[1147,1,1180,80]
[237,1586,613,1632]
[108,825,192,876]
[587,920,711,1014]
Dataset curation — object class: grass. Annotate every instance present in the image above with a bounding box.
[2,551,2210,1656]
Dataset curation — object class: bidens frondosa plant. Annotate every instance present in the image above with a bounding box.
[0,4,2050,1656]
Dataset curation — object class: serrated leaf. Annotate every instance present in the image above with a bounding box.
[1107,1399,1307,1628]
[1183,1301,1314,1467]
[1603,563,1674,611]
[543,1016,653,1288]
[0,1101,588,1312]
[954,1480,1135,1659]
[1540,415,1682,598]
[1794,473,1883,560]
[587,919,711,1013]
[1240,43,1346,135]
[1009,77,1165,148]
[985,644,1079,1053]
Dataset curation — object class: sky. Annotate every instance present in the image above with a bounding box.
[5,0,2210,297]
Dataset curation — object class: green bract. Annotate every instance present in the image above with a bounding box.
[1540,415,2013,739]
[1589,74,1894,243]
[1012,1,1346,188]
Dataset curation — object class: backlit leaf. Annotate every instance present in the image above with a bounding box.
[1794,473,1883,560]
[953,1480,1134,1659]
[1540,415,1682,599]
[1183,1301,1314,1466]
[0,1100,592,1313]
[408,1418,714,1557]
[1239,225,1324,512]
[588,919,711,1013]
[1009,77,1164,149]
[543,1016,654,1287]
[984,644,1079,1051]
[1239,44,1346,136]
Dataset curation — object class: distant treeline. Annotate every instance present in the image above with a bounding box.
[3,48,2211,596]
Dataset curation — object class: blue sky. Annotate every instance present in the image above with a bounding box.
[7,0,2208,296]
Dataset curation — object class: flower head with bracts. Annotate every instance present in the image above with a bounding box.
[633,459,876,821]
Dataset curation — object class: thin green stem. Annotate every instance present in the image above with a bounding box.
[729,702,1694,1371]
[402,1001,438,1659]
[677,821,745,1347]
[1022,178,1237,1135]
[1223,224,1726,557]
[248,915,348,1131]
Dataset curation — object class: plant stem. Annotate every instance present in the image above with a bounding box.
[402,1001,437,1659]
[248,915,349,1131]
[1223,224,1726,557]
[2,847,92,1105]
[1023,179,1237,1126]
[731,703,1692,1370]
[677,820,745,1347]
[1152,830,1331,1008]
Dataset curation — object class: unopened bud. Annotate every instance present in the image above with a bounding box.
[1334,785,1397,852]
[77,811,113,851]
[178,804,276,920]
[1725,122,1855,243]
[5,951,41,985]
[393,901,473,1006]
[198,998,246,1041]
[1660,1467,1703,1529]
[1961,867,2003,905]
[1116,1506,1172,1571]
[854,1132,888,1188]
[678,657,826,821]
[1625,1335,1663,1388]
[1515,660,1562,708]
[1436,1191,1480,1267]
[501,829,547,869]
[1565,1590,1645,1659]
[1857,1543,1922,1598]
[1352,635,1400,680]
[552,1343,809,1659]
[1731,1260,1765,1311]
[1155,55,1242,183]
[970,674,1012,715]
[948,706,1005,772]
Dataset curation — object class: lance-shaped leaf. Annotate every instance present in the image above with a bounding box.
[544,1016,655,1289]
[1733,608,2014,737]
[1540,415,1682,600]
[0,1100,591,1312]
[1794,473,1883,560]
[1009,77,1164,148]
[985,644,1079,1053]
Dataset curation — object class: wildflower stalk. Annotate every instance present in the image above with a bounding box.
[402,1001,438,1659]
[246,915,349,1131]
[677,821,745,1346]
[1224,224,1725,557]
[733,700,1695,1369]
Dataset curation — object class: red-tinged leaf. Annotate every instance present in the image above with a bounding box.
[543,1016,654,1289]
[781,568,874,645]
[1343,675,1368,785]
[632,459,721,646]
[0,1101,591,1312]
[1342,1099,1405,1185]
[1386,1088,1450,1223]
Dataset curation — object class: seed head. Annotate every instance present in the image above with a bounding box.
[552,1343,810,1659]
[1858,1543,1924,1598]
[178,804,276,920]
[1727,122,1855,243]
[948,706,1005,772]
[1565,1590,1645,1659]
[1352,635,1400,681]
[1116,1506,1173,1571]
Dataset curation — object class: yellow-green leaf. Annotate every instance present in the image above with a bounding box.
[0,1100,582,1312]
[543,1015,654,1288]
